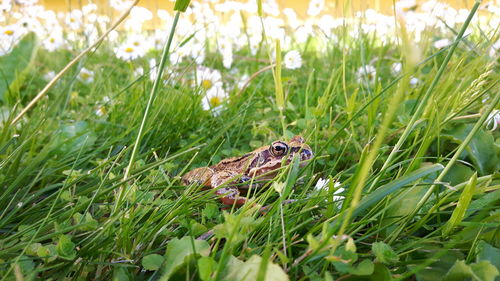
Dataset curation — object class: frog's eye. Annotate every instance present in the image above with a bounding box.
[270,141,289,156]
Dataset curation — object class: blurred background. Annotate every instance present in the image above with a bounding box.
[41,0,481,17]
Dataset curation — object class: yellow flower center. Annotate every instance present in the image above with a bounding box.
[133,41,140,46]
[80,72,90,79]
[125,47,134,53]
[4,30,14,36]
[49,38,55,43]
[201,79,212,90]
[209,96,222,107]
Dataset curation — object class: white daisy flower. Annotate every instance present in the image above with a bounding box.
[42,30,65,52]
[65,10,83,30]
[133,67,144,78]
[307,0,324,17]
[391,62,402,76]
[115,44,143,60]
[314,178,341,191]
[95,106,106,117]
[43,71,56,81]
[314,178,344,207]
[489,40,500,58]
[433,38,451,49]
[486,109,500,131]
[196,67,222,91]
[78,68,94,84]
[284,50,303,69]
[202,82,228,113]
[115,35,149,60]
[356,64,377,85]
[409,76,420,88]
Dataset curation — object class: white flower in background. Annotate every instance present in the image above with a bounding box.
[189,42,206,65]
[314,177,341,191]
[218,38,233,69]
[314,178,344,206]
[202,82,228,112]
[284,50,303,69]
[222,48,233,69]
[133,67,144,78]
[115,43,143,60]
[169,44,191,64]
[391,62,402,76]
[433,38,451,49]
[42,30,65,52]
[356,65,377,85]
[15,0,38,5]
[486,109,500,131]
[109,0,133,11]
[149,59,158,81]
[78,67,94,83]
[65,10,83,30]
[307,0,324,17]
[1,23,26,42]
[43,71,56,81]
[489,40,500,57]
[283,8,299,29]
[236,74,250,90]
[115,34,150,60]
[295,24,313,44]
[95,106,106,117]
[196,67,222,90]
[409,76,420,87]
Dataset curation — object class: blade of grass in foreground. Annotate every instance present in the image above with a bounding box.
[116,11,181,213]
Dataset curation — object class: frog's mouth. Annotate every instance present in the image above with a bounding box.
[247,160,283,179]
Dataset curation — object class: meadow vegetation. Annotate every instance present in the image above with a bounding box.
[0,0,499,280]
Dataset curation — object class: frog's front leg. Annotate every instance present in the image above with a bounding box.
[211,171,248,206]
[182,167,214,187]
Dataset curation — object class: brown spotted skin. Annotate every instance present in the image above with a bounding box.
[181,135,313,206]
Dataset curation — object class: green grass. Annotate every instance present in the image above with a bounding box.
[0,2,499,280]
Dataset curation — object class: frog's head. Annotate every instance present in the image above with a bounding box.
[247,135,313,179]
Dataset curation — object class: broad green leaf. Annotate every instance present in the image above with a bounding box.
[26,243,42,256]
[371,263,392,281]
[197,256,217,281]
[159,236,210,280]
[442,260,472,281]
[226,255,289,281]
[201,203,219,219]
[327,247,358,273]
[17,256,35,276]
[476,240,500,270]
[443,260,499,281]
[442,124,499,175]
[113,267,133,281]
[348,259,374,276]
[467,189,500,218]
[56,234,76,260]
[442,173,477,236]
[442,163,475,186]
[142,254,164,271]
[51,121,97,156]
[0,33,38,103]
[470,260,499,281]
[372,242,399,265]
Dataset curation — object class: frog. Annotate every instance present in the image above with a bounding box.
[182,135,313,206]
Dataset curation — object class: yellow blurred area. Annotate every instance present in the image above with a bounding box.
[40,0,479,17]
